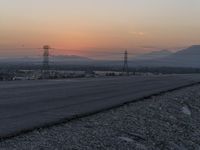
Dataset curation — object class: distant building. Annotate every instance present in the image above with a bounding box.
[0,73,14,81]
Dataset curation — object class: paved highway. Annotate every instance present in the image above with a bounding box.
[0,74,200,138]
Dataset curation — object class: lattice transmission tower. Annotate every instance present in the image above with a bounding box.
[42,45,50,79]
[123,50,129,75]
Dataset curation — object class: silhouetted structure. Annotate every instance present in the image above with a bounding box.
[123,50,129,75]
[42,45,50,79]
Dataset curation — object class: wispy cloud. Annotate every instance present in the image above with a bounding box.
[140,45,160,49]
[130,31,145,37]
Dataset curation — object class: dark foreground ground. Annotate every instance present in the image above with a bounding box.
[1,84,200,150]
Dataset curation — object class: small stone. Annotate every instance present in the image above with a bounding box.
[182,105,191,116]
[118,136,134,143]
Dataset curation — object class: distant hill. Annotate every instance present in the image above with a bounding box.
[164,45,200,67]
[133,49,173,60]
[167,45,200,60]
[0,55,92,64]
[0,55,94,68]
[51,55,92,62]
[129,45,200,68]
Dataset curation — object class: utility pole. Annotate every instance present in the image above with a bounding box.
[123,49,129,75]
[42,45,50,79]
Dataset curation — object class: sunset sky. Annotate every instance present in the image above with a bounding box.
[0,0,200,58]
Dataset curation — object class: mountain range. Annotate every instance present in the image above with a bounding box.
[0,45,200,68]
[0,55,92,65]
[133,49,173,60]
[131,45,200,68]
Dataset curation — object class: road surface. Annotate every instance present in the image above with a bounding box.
[0,74,200,138]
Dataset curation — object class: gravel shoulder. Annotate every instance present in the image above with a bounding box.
[1,84,200,150]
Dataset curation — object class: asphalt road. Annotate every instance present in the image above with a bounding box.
[0,74,200,138]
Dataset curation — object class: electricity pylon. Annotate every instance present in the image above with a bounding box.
[42,45,50,79]
[123,50,129,75]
